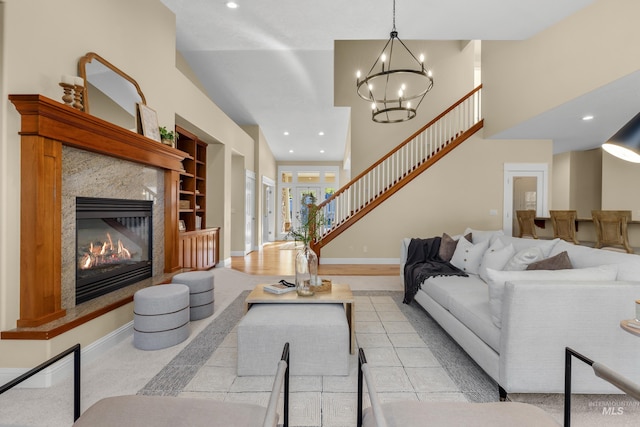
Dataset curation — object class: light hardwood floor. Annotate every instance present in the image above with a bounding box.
[231,241,400,276]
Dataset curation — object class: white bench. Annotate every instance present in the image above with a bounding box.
[237,303,349,376]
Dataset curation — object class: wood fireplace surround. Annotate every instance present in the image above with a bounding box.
[2,94,188,338]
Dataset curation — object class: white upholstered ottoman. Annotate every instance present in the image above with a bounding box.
[171,270,215,320]
[133,284,190,350]
[237,303,349,376]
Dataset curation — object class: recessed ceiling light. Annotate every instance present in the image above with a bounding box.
[318,131,324,136]
[320,149,325,153]
[284,131,289,136]
[226,2,239,9]
[582,115,594,121]
[289,149,294,153]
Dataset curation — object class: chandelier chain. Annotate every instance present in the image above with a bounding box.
[392,0,396,32]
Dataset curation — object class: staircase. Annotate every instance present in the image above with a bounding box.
[311,85,484,258]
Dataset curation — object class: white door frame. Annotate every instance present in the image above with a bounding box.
[245,170,256,254]
[262,176,275,244]
[503,163,548,236]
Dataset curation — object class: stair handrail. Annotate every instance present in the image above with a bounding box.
[311,84,483,252]
[317,84,482,210]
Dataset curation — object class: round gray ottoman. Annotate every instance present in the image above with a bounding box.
[133,284,190,351]
[171,270,215,320]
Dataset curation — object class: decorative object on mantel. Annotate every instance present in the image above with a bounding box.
[136,103,161,142]
[355,0,434,123]
[159,126,177,148]
[59,75,84,110]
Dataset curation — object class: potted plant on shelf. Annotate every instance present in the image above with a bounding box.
[159,126,177,148]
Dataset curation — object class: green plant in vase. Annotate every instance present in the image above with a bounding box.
[288,197,325,296]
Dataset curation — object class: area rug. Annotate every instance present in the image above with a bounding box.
[138,290,497,402]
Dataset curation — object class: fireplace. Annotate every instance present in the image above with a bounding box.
[76,197,153,304]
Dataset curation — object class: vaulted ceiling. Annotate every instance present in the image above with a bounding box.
[160,0,624,161]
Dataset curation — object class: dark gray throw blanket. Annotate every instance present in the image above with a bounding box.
[403,237,468,304]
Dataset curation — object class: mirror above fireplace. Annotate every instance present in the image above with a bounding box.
[77,52,146,131]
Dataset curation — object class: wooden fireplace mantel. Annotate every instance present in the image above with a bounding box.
[5,94,189,330]
[9,94,187,171]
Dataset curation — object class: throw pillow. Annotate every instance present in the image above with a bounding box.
[485,265,618,327]
[479,242,516,283]
[450,237,489,275]
[495,236,560,257]
[464,228,505,245]
[439,232,472,262]
[503,246,545,271]
[526,251,573,271]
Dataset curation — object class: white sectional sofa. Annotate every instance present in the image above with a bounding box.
[401,232,640,396]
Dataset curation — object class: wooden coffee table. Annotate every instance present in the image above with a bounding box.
[245,283,356,353]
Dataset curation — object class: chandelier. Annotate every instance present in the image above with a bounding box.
[356,0,434,123]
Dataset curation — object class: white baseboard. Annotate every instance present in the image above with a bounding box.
[220,257,232,267]
[230,251,246,257]
[0,321,133,389]
[320,257,399,265]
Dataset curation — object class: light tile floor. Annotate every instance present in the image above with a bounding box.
[179,295,466,427]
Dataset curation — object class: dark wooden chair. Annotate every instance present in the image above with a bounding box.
[592,210,633,253]
[516,210,538,239]
[549,210,579,244]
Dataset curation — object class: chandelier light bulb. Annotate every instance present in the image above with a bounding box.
[368,83,373,91]
[356,70,361,79]
[381,53,386,62]
[428,70,433,77]
[401,84,406,91]
[398,89,403,98]
[371,103,376,110]
[407,102,411,108]
[419,54,424,63]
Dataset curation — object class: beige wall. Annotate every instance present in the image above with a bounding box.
[551,149,602,217]
[483,0,640,138]
[552,152,571,210]
[322,134,553,259]
[231,154,246,252]
[0,0,260,366]
[602,150,640,220]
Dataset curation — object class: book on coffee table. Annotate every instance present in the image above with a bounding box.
[263,283,296,294]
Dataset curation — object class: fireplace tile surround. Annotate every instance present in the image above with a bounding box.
[61,146,165,309]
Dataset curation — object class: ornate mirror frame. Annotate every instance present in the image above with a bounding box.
[77,52,146,114]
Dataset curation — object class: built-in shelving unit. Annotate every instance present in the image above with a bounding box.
[175,126,219,270]
[176,125,207,231]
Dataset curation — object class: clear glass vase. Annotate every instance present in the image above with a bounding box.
[295,244,318,296]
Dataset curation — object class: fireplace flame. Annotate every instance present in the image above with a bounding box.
[79,232,135,270]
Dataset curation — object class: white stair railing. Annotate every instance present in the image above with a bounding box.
[316,85,482,244]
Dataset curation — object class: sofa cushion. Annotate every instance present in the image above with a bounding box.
[450,237,489,275]
[485,265,619,327]
[448,286,501,351]
[496,236,560,257]
[439,232,472,262]
[503,246,545,271]
[549,239,640,281]
[526,251,572,271]
[421,275,486,312]
[479,241,516,283]
[464,228,504,245]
